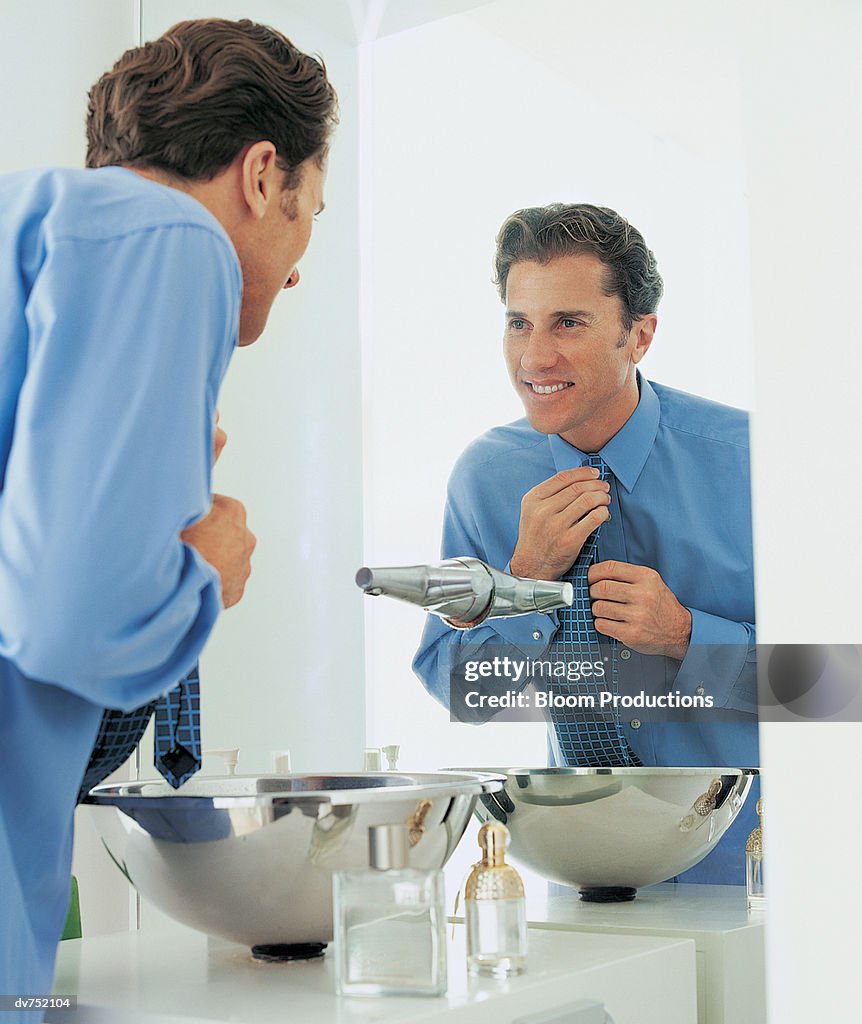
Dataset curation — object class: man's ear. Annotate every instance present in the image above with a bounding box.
[631,314,657,364]
[239,141,279,219]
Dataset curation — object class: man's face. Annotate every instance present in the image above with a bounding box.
[237,155,326,345]
[503,253,652,450]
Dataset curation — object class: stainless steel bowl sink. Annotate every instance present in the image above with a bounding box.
[85,772,503,950]
[469,767,756,900]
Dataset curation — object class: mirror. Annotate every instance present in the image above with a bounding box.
[360,2,755,770]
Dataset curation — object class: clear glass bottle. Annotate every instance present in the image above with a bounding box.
[333,823,447,996]
[745,798,765,910]
[465,822,528,978]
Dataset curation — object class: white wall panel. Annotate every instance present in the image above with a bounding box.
[0,0,136,170]
[742,1,862,1020]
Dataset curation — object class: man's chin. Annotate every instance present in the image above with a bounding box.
[522,410,559,437]
[237,316,268,347]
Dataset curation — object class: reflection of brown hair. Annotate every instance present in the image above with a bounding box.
[494,204,663,331]
[85,18,338,188]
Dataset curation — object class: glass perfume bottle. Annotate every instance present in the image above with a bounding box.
[745,798,765,910]
[465,822,528,978]
[333,823,447,996]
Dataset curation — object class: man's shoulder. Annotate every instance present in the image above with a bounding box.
[1,166,231,250]
[454,418,549,473]
[651,380,749,450]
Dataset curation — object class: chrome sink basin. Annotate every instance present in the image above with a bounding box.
[468,766,756,900]
[84,772,503,951]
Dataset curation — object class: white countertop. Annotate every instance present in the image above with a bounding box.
[481,883,767,1024]
[50,920,697,1024]
[522,881,765,937]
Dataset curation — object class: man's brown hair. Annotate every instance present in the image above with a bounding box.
[86,18,338,187]
[494,203,663,332]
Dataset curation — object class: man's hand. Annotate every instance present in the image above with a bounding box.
[509,467,611,580]
[181,494,256,609]
[587,561,691,660]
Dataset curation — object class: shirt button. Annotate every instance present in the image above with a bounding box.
[532,631,542,640]
[630,719,641,729]
[620,649,632,660]
[696,686,705,696]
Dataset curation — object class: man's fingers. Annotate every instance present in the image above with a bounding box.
[211,493,247,525]
[589,578,632,603]
[590,599,628,622]
[558,488,611,527]
[527,480,608,518]
[594,617,623,640]
[530,466,603,499]
[563,506,610,551]
[588,560,648,585]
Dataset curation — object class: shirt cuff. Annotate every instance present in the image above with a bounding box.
[485,561,559,649]
[675,609,750,708]
[484,609,559,650]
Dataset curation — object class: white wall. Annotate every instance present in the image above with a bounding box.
[362,0,754,771]
[742,1,862,1019]
[0,0,136,172]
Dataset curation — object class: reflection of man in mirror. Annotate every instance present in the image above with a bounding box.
[414,204,758,884]
[0,19,336,1009]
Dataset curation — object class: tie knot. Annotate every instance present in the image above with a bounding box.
[585,454,608,481]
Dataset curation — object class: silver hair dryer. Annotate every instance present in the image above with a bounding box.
[355,557,573,628]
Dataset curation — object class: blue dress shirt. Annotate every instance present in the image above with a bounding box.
[0,167,240,1010]
[414,375,760,884]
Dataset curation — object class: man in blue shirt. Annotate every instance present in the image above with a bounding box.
[0,18,336,1013]
[414,203,758,884]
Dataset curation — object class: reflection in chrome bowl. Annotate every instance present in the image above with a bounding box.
[84,772,503,950]
[470,767,757,901]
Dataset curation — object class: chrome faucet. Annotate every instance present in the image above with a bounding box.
[355,557,573,628]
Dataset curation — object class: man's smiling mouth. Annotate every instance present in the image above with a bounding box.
[526,381,574,394]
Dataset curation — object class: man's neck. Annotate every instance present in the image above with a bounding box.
[125,164,241,239]
[558,378,641,453]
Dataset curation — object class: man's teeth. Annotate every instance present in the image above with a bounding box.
[529,382,573,394]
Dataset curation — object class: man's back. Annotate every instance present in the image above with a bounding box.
[0,165,240,1002]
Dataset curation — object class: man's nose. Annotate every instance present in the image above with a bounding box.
[520,328,559,372]
[284,267,300,289]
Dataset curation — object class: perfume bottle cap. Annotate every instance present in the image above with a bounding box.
[746,798,764,856]
[368,824,409,870]
[478,822,509,867]
[466,823,524,900]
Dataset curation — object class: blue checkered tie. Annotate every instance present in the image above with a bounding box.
[545,455,642,767]
[152,663,201,787]
[77,664,201,802]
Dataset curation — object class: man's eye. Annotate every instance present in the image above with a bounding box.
[509,319,527,330]
[561,318,582,329]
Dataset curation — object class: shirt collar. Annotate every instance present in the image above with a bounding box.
[547,373,660,493]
